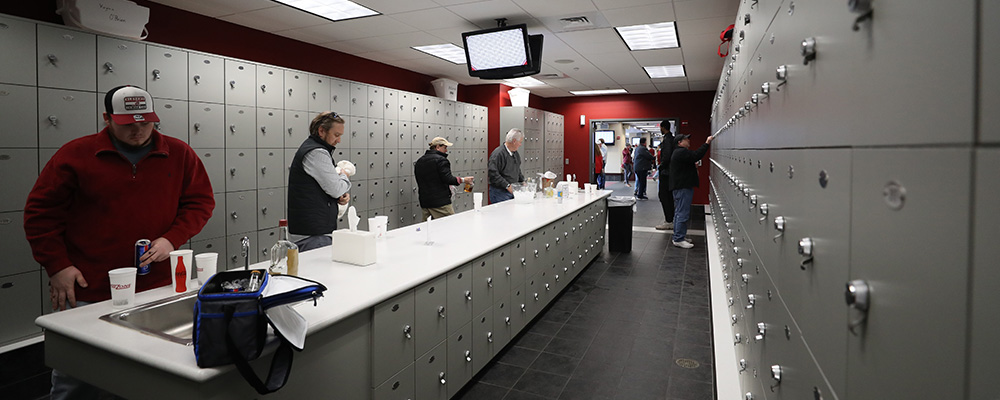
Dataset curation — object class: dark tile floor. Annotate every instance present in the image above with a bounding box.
[453,179,715,400]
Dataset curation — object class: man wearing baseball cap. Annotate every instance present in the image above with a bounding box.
[24,85,215,398]
[668,133,714,248]
[414,137,474,220]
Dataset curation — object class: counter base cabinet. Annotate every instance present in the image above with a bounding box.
[44,310,372,400]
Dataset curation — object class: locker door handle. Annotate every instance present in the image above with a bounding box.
[229,80,236,89]
[230,125,236,133]
[288,128,293,135]
[231,211,238,220]
[152,69,161,80]
[260,126,266,134]
[437,305,446,318]
[47,115,58,127]
[311,92,316,99]
[261,206,267,215]
[193,75,201,84]
[505,267,511,276]
[104,62,114,73]
[332,95,338,102]
[487,332,493,343]
[798,238,814,269]
[438,372,446,385]
[403,325,412,339]
[230,168,237,176]
[464,351,472,362]
[193,123,201,132]
[385,102,390,109]
[288,88,294,97]
[770,365,782,391]
[520,304,526,313]
[464,290,472,301]
[47,54,58,65]
[505,317,511,325]
[801,37,817,65]
[369,100,374,107]
[260,84,266,92]
[773,216,786,242]
[487,277,493,288]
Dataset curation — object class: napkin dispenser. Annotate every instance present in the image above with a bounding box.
[331,229,376,266]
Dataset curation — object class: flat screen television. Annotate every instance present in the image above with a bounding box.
[595,130,615,145]
[630,137,641,146]
[463,24,543,79]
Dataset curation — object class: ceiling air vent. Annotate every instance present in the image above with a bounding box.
[541,12,610,32]
[559,16,593,29]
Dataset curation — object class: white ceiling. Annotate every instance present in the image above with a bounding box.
[149,0,737,98]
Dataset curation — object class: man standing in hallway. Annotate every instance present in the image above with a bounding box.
[414,136,473,220]
[488,128,525,203]
[633,137,655,199]
[669,134,714,248]
[656,120,676,230]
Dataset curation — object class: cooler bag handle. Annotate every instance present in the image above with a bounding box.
[223,305,294,394]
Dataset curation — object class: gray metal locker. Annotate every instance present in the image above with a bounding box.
[187,53,224,104]
[471,307,494,373]
[470,254,493,316]
[398,122,411,150]
[367,119,384,149]
[414,275,448,358]
[347,180,366,214]
[192,192,224,241]
[37,88,96,149]
[225,149,256,192]
[256,149,283,189]
[399,176,412,205]
[256,66,283,109]
[367,86,383,120]
[0,271,42,344]
[368,179,384,209]
[384,120,398,150]
[188,102,225,148]
[492,295,512,353]
[410,95,423,123]
[223,59,255,107]
[225,232,254,271]
[190,236,224,261]
[384,150,398,178]
[97,36,145,94]
[257,185,285,232]
[0,16,37,86]
[0,211,35,276]
[256,108,283,148]
[256,228,278,264]
[846,148,972,400]
[398,92,411,122]
[37,25,95,91]
[369,150,384,180]
[372,290,415,387]
[491,245,511,301]
[284,70,308,112]
[446,263,473,335]
[330,78,349,114]
[373,363,414,400]
[152,98,187,142]
[0,83,38,147]
[446,323,473,399]
[383,89,398,121]
[284,110,309,149]
[224,105,256,148]
[145,44,187,101]
[969,149,1000,399]
[307,74,331,113]
[350,82,368,117]
[194,148,225,194]
[414,340,447,400]
[225,190,257,236]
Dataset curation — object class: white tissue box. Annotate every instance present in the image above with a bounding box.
[331,229,376,266]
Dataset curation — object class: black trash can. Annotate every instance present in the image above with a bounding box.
[607,196,636,253]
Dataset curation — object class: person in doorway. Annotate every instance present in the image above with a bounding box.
[621,143,633,187]
[414,137,474,220]
[23,85,215,400]
[598,138,608,172]
[632,137,655,199]
[656,120,677,230]
[287,111,351,252]
[669,133,715,248]
[594,142,605,190]
[487,128,525,203]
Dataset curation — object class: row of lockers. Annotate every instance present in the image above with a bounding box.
[499,107,566,179]
[0,16,490,128]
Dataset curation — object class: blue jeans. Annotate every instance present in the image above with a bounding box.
[489,186,514,204]
[634,170,649,197]
[295,235,332,252]
[672,188,693,242]
[595,172,605,189]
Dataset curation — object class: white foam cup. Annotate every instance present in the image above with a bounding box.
[169,249,194,292]
[108,268,137,308]
[195,252,218,285]
[474,192,483,211]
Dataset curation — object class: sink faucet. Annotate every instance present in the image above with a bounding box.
[241,236,250,270]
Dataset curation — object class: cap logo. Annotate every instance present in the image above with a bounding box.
[133,114,145,121]
[123,96,147,111]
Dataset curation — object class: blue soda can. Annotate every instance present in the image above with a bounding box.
[135,239,151,275]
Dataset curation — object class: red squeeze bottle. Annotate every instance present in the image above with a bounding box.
[175,257,187,293]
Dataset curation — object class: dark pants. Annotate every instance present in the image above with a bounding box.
[595,171,605,189]
[489,186,514,204]
[634,169,649,197]
[295,235,332,252]
[659,176,674,222]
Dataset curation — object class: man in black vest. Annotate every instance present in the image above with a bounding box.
[414,137,474,220]
[287,112,351,251]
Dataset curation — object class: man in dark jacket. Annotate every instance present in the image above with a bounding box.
[669,134,714,248]
[415,137,473,220]
[656,120,676,230]
[288,112,351,251]
[632,137,656,199]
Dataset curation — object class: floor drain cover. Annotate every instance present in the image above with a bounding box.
[676,358,700,369]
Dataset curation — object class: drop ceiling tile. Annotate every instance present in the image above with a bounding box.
[434,0,490,6]
[621,83,659,93]
[654,81,690,92]
[593,0,672,11]
[676,16,739,36]
[279,15,417,42]
[389,7,471,30]
[687,80,720,91]
[317,40,372,55]
[555,28,630,55]
[529,87,572,97]
[447,0,531,25]
[511,0,597,18]
[358,49,433,63]
[601,3,676,26]
[150,0,276,17]
[630,48,686,66]
[540,76,583,88]
[345,31,444,53]
[355,0,440,15]
[219,6,330,32]
[584,52,650,84]
[673,0,739,21]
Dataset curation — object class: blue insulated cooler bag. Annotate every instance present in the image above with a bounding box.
[192,269,326,394]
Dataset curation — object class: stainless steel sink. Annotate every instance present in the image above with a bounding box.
[99,291,197,346]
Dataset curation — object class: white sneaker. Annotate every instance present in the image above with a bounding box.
[655,222,673,230]
[672,240,694,249]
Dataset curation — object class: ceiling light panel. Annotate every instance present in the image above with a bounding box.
[412,44,467,64]
[504,77,546,87]
[570,89,628,96]
[615,21,679,51]
[272,0,380,21]
[644,65,686,78]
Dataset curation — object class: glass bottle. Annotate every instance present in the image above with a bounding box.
[270,219,299,276]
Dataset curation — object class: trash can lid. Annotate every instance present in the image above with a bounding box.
[608,196,637,207]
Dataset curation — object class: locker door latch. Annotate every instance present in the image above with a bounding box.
[849,0,874,31]
[104,62,114,73]
[773,216,786,242]
[798,238,814,269]
[801,37,817,65]
[845,279,871,335]
[770,365,782,391]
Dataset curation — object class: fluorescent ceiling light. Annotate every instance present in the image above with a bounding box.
[615,21,679,51]
[272,0,379,22]
[644,65,686,78]
[504,77,545,87]
[570,89,628,96]
[412,44,466,64]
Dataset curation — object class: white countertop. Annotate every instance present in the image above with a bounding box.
[35,190,610,382]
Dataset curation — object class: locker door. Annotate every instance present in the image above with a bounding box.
[368,179,384,209]
[256,66,283,109]
[384,89,398,121]
[384,120,398,151]
[410,95,423,123]
[146,44,187,101]
[223,59,255,107]
[308,74,331,113]
[284,110,309,149]
[351,149,369,181]
[257,187,284,230]
[330,78,349,115]
[397,92,411,122]
[224,105,256,148]
[368,119,385,149]
[350,82,368,117]
[351,180,369,213]
[194,149,225,194]
[346,116,366,149]
[225,190,257,236]
[397,175,411,205]
[225,149,256,192]
[491,245,511,301]
[374,363,414,400]
[97,36,145,94]
[970,149,1000,399]
[447,263,473,334]
[410,123,422,149]
[384,149,398,178]
[0,271,42,343]
[191,236,225,258]
[188,102,225,148]
[471,255,493,316]
[0,211,35,276]
[0,83,38,147]
[446,323,473,399]
[38,88,96,149]
[284,70,308,111]
[0,149,37,213]
[153,98,188,142]
[847,148,972,400]
[187,53,224,104]
[256,108,283,148]
[37,25,95,91]
[367,86,384,120]
[369,150,384,179]
[414,275,448,358]
[256,149,283,189]
[192,192,224,241]
[414,341,447,400]
[471,308,494,373]
[398,122,411,149]
[0,16,36,86]
[256,228,278,263]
